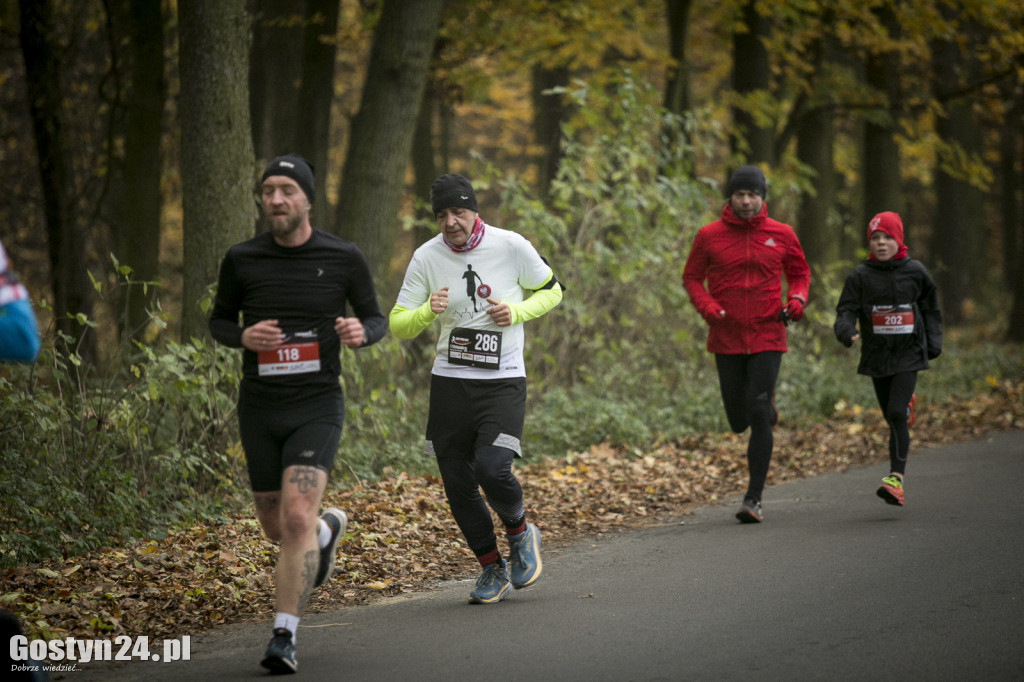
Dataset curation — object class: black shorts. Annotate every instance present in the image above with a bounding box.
[426,375,526,458]
[237,394,344,492]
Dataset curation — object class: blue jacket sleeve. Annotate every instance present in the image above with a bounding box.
[0,299,41,363]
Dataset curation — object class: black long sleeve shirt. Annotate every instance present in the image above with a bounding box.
[209,229,386,407]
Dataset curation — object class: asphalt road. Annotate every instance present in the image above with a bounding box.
[53,430,1024,681]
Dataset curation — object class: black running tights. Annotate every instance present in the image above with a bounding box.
[715,352,782,502]
[436,445,525,558]
[871,372,917,476]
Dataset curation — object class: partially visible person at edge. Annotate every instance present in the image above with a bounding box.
[833,211,942,507]
[682,165,811,524]
[0,239,40,363]
[209,154,386,674]
[0,244,44,682]
[389,173,563,604]
[2,609,48,681]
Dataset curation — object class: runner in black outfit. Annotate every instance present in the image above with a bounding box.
[834,211,942,506]
[209,154,385,674]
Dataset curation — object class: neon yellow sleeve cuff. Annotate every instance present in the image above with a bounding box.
[508,282,563,325]
[388,301,437,339]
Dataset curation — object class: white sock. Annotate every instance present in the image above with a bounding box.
[274,613,300,642]
[317,518,331,549]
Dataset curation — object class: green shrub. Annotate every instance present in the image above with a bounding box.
[334,334,431,482]
[0,301,247,568]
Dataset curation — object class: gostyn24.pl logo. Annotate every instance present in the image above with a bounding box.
[10,635,191,667]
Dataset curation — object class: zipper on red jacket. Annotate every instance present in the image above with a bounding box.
[744,229,752,353]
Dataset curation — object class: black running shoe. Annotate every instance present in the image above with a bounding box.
[260,627,297,674]
[735,497,763,523]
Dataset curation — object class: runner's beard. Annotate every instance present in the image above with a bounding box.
[264,210,303,240]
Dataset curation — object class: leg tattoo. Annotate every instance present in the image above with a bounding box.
[298,548,318,610]
[288,466,321,494]
[254,493,279,517]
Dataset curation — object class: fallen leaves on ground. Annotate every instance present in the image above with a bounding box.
[3,381,1021,648]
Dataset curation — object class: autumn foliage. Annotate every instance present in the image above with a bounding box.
[3,380,1020,644]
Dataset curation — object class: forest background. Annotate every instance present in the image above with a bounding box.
[1,0,1023,584]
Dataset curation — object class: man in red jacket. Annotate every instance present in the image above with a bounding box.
[682,165,810,523]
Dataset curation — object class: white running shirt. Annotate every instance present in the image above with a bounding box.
[394,224,553,379]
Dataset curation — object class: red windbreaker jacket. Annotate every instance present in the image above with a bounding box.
[682,202,810,355]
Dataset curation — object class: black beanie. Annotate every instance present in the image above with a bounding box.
[430,173,478,214]
[262,154,315,204]
[725,165,767,198]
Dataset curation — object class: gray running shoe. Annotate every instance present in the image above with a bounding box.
[468,559,513,604]
[507,522,543,589]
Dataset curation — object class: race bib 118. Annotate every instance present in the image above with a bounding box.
[257,341,321,376]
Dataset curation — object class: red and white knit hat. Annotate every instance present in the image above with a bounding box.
[867,211,904,246]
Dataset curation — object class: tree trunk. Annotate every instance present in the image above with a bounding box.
[861,6,902,226]
[795,28,838,270]
[333,0,444,288]
[931,152,976,326]
[1000,99,1021,293]
[110,0,167,344]
[1006,100,1024,342]
[931,27,986,326]
[295,0,340,224]
[178,0,256,341]
[796,103,837,269]
[411,75,439,245]
[19,0,96,362]
[532,64,571,200]
[438,95,455,176]
[662,0,694,177]
[1008,233,1024,342]
[731,0,772,165]
[249,0,305,164]
[663,0,693,116]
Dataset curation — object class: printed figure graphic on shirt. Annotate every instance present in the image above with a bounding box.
[463,264,489,312]
[389,172,563,605]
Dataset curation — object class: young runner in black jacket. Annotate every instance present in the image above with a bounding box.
[834,211,942,506]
